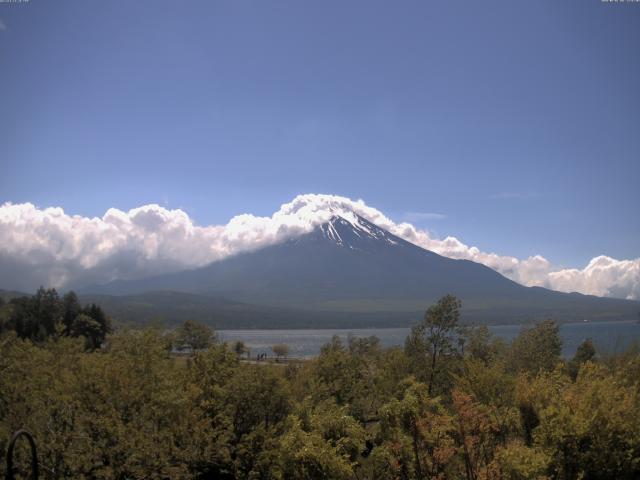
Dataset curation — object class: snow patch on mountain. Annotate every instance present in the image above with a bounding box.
[319,215,401,249]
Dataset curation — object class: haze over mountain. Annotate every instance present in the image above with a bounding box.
[82,213,640,328]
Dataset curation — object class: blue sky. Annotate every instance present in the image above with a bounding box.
[1,0,638,268]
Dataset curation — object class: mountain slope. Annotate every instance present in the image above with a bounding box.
[84,214,640,326]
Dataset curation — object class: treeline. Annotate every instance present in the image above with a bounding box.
[0,287,111,349]
[1,295,639,479]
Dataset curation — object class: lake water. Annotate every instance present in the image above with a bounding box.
[219,320,640,358]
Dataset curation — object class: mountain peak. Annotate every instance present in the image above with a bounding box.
[317,213,401,249]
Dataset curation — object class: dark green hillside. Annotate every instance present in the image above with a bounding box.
[78,291,413,329]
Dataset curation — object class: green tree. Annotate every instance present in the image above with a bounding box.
[508,320,562,374]
[278,416,358,480]
[0,329,211,478]
[376,379,456,479]
[272,343,289,361]
[175,319,216,352]
[6,287,64,341]
[2,288,52,341]
[311,335,390,421]
[464,325,507,364]
[0,302,11,335]
[568,338,596,380]
[81,303,111,347]
[61,290,82,334]
[3,305,640,479]
[455,358,520,446]
[452,389,494,480]
[0,289,109,349]
[69,313,103,350]
[233,340,249,359]
[519,363,640,479]
[31,287,64,339]
[405,294,463,395]
[492,441,550,480]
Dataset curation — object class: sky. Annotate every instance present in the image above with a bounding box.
[0,1,639,296]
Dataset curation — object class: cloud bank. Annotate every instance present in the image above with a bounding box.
[0,194,638,300]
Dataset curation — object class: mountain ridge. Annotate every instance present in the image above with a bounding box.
[80,214,640,327]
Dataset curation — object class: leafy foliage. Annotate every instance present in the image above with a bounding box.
[0,288,111,349]
[174,319,216,352]
[272,343,290,360]
[1,295,640,479]
[405,294,464,395]
[508,320,562,374]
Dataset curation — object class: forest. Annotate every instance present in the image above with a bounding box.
[1,293,639,479]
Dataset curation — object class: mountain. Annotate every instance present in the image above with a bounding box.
[82,214,640,327]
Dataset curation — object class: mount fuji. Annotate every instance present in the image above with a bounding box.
[81,214,640,328]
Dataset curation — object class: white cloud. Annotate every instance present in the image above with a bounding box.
[547,256,640,301]
[0,194,638,300]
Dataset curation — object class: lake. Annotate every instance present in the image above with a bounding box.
[219,320,640,358]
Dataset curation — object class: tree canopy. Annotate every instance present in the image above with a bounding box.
[174,319,216,352]
[1,294,640,479]
[272,343,290,360]
[0,287,111,349]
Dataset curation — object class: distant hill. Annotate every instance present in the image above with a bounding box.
[82,214,640,328]
[77,291,425,329]
[0,289,29,302]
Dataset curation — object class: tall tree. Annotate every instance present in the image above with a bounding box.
[32,287,64,339]
[568,338,596,380]
[508,320,562,374]
[272,344,289,361]
[406,294,463,395]
[233,340,249,359]
[175,320,216,352]
[62,291,82,334]
[378,379,456,479]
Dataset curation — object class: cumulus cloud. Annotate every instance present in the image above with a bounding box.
[0,194,638,300]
